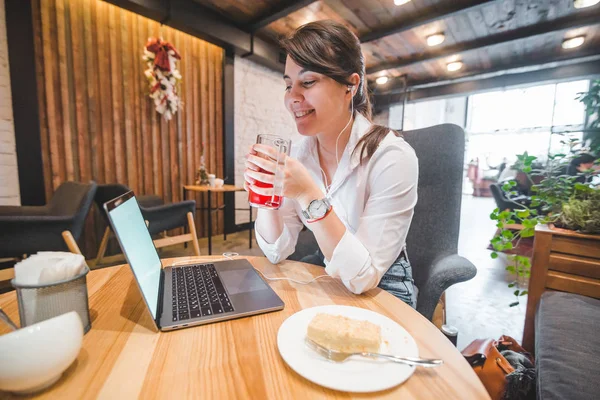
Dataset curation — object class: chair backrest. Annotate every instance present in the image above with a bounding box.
[48,181,98,240]
[490,183,520,212]
[94,184,131,224]
[402,124,465,290]
[490,183,505,209]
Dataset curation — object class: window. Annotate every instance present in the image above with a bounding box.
[466,80,588,168]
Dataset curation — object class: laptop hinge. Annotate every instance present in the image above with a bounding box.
[156,268,165,328]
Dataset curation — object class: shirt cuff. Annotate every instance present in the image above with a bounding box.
[325,230,370,292]
[255,224,294,265]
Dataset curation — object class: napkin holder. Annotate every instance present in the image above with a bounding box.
[11,265,91,334]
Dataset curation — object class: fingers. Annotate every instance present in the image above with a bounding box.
[246,154,276,174]
[245,169,274,185]
[244,179,274,196]
[253,144,279,159]
[245,160,260,172]
[247,183,274,197]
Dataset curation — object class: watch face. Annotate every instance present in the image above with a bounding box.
[308,200,328,218]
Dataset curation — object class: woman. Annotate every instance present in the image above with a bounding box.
[568,153,597,184]
[243,21,418,307]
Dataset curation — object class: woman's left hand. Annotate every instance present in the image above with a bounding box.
[245,143,322,206]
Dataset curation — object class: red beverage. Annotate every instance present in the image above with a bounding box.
[248,134,291,210]
[248,169,283,209]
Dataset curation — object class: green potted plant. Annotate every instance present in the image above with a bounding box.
[489,81,600,306]
[576,79,600,154]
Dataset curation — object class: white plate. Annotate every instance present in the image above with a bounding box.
[277,305,418,393]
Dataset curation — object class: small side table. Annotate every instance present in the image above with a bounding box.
[182,185,252,255]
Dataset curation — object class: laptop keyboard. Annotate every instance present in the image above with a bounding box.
[171,264,234,321]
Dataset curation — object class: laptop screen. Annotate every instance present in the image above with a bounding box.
[108,196,161,319]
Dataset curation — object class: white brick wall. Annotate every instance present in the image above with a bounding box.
[0,0,19,205]
[233,56,299,224]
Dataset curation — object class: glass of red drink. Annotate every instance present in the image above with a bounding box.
[248,134,291,209]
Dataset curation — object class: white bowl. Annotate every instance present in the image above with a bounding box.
[0,311,83,394]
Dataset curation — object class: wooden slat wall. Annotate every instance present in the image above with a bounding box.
[32,0,224,257]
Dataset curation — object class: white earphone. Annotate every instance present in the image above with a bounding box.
[321,82,356,193]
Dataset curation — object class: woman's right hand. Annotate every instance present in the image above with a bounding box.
[242,144,258,193]
[244,144,322,208]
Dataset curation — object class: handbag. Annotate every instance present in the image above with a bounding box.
[462,335,535,400]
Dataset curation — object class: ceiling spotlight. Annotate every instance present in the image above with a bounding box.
[574,0,600,8]
[376,76,389,85]
[394,0,411,5]
[562,36,585,49]
[426,33,445,47]
[447,61,463,72]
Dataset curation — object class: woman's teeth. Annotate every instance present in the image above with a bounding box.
[295,109,314,118]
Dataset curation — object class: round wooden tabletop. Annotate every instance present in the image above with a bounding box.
[0,256,489,399]
[183,184,244,193]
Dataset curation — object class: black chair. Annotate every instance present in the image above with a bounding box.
[0,181,97,258]
[290,124,477,322]
[402,124,477,321]
[93,184,200,266]
[490,183,526,213]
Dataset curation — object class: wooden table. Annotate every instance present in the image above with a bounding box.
[0,257,489,399]
[182,185,250,255]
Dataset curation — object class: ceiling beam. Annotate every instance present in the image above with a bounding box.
[249,0,319,32]
[372,48,600,94]
[360,0,496,43]
[102,0,284,71]
[367,6,600,76]
[373,57,600,110]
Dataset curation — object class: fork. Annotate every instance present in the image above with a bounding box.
[305,337,443,367]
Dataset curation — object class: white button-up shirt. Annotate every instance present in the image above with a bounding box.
[255,113,418,294]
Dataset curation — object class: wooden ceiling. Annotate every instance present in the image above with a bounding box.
[195,0,600,91]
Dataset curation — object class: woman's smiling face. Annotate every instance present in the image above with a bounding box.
[283,56,349,136]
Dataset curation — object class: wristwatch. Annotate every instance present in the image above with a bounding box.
[301,197,332,222]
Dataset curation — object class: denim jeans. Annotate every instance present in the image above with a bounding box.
[377,251,417,308]
[299,250,416,308]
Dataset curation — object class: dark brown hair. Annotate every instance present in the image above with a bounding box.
[280,20,400,162]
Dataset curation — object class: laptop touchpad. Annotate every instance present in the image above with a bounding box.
[220,270,266,295]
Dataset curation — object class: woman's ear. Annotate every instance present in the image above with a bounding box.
[349,73,360,92]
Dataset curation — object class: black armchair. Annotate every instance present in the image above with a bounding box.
[93,184,200,266]
[402,124,477,321]
[490,183,527,213]
[0,181,97,258]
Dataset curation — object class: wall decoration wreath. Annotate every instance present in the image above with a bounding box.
[143,37,182,121]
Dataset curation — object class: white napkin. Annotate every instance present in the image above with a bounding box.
[14,252,87,286]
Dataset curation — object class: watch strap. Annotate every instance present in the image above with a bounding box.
[307,206,332,224]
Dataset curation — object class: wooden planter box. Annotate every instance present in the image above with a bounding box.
[523,224,600,352]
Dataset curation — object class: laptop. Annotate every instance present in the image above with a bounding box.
[104,191,284,331]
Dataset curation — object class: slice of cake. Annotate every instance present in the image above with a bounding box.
[307,313,381,353]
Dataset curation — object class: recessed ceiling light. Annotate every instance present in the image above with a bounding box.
[574,0,600,8]
[562,36,585,49]
[394,0,411,5]
[447,61,463,72]
[426,33,445,47]
[376,76,389,85]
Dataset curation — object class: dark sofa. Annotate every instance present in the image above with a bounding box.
[535,291,600,400]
